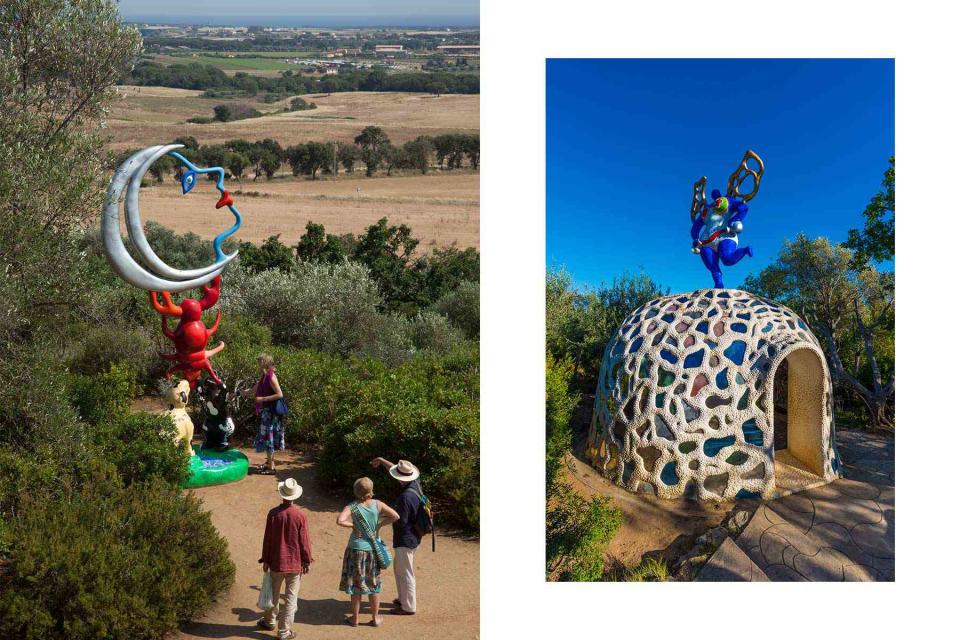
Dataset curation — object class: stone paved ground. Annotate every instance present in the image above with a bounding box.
[836,427,894,487]
[699,428,894,582]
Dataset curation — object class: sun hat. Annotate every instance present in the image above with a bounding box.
[277,477,303,501]
[388,460,420,483]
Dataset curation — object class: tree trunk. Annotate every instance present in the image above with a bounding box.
[812,315,894,431]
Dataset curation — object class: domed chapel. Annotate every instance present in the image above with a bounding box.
[586,288,841,500]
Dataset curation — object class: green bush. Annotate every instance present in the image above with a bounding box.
[0,5,232,634]
[545,352,621,581]
[221,261,414,362]
[212,343,480,529]
[546,267,665,390]
[67,322,154,381]
[406,311,466,353]
[432,445,480,531]
[431,279,480,339]
[546,355,580,483]
[238,235,295,272]
[291,346,480,530]
[90,412,191,487]
[0,476,235,640]
[0,340,84,451]
[140,221,232,269]
[0,449,64,520]
[69,363,141,425]
[0,513,10,561]
[213,311,273,353]
[546,484,621,581]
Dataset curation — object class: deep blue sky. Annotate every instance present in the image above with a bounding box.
[546,59,894,292]
[118,0,479,26]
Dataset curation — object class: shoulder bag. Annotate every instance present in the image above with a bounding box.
[350,502,392,569]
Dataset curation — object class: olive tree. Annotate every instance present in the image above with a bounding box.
[744,235,894,430]
[0,0,142,338]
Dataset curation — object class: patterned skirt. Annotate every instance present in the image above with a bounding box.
[339,548,382,596]
[254,408,285,454]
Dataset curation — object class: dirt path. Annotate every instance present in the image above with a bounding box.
[564,452,734,568]
[176,448,479,640]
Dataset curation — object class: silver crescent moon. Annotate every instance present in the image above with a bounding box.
[125,143,235,280]
[101,146,232,292]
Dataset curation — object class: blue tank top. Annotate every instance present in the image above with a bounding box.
[348,500,379,552]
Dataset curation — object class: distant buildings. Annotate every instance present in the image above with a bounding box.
[284,58,353,74]
[437,44,480,55]
[374,44,404,53]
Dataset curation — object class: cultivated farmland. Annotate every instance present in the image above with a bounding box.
[104,85,479,251]
[135,172,479,254]
[106,86,479,149]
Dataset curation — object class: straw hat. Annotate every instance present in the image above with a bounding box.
[388,460,420,483]
[277,477,303,501]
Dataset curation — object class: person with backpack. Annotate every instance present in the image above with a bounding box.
[369,457,433,615]
[336,477,400,627]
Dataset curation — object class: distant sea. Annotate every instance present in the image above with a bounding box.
[125,15,479,28]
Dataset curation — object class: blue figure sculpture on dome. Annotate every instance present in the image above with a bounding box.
[690,150,764,288]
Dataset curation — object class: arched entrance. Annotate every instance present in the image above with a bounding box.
[770,346,828,496]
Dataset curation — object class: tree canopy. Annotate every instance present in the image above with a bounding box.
[843,156,894,269]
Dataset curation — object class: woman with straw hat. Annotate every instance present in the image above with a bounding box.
[336,476,400,627]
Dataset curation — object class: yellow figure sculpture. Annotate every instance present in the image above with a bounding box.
[164,379,195,456]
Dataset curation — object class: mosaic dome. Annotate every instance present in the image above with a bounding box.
[586,288,841,500]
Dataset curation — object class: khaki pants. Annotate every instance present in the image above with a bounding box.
[263,571,301,633]
[394,546,417,612]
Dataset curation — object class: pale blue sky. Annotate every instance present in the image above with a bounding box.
[119,0,480,26]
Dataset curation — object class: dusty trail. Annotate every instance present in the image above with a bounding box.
[176,448,479,640]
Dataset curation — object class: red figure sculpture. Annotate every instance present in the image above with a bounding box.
[151,275,224,388]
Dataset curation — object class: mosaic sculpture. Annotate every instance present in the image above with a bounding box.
[690,150,762,288]
[101,144,248,486]
[200,378,236,452]
[152,276,224,388]
[586,289,841,500]
[164,379,196,456]
[102,144,241,388]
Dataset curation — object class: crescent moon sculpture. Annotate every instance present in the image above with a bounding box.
[100,144,243,293]
[125,144,230,280]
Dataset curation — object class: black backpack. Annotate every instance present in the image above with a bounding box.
[409,486,435,552]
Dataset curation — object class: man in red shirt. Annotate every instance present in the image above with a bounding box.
[258,478,313,640]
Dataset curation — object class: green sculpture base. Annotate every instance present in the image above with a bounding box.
[182,445,249,489]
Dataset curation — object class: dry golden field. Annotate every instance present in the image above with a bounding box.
[106,85,479,149]
[135,172,479,253]
[105,86,479,252]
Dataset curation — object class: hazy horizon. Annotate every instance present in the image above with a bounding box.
[126,16,479,28]
[119,0,479,28]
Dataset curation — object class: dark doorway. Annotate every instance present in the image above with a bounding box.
[773,359,788,451]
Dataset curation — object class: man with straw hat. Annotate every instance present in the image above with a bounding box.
[257,477,313,639]
[370,457,423,615]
